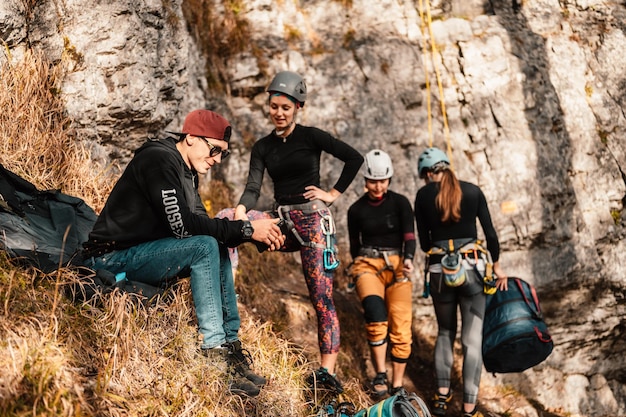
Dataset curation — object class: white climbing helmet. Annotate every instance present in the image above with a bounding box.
[363,149,394,180]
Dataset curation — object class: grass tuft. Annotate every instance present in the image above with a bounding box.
[0,48,115,212]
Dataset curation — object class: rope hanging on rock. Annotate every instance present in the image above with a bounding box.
[417,0,454,171]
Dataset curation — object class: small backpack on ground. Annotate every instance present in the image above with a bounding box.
[482,277,554,374]
[317,389,431,417]
[0,163,97,272]
[67,268,170,307]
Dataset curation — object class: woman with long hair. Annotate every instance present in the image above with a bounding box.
[414,147,508,417]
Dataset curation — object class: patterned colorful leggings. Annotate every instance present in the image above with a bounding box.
[216,206,340,354]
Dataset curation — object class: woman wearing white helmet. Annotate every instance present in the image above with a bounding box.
[347,149,416,397]
[414,147,508,417]
[221,70,363,394]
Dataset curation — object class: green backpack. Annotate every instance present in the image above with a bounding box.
[318,389,431,417]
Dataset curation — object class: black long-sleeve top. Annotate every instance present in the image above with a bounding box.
[238,124,364,208]
[347,190,417,260]
[414,180,501,262]
[86,137,245,252]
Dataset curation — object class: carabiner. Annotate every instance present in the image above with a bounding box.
[324,248,340,270]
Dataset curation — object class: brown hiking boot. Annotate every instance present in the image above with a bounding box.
[201,346,260,397]
[224,340,267,387]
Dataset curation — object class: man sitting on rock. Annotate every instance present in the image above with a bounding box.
[82,109,285,397]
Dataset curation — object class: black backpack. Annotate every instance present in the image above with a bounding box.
[482,277,554,373]
[68,268,169,307]
[0,163,97,272]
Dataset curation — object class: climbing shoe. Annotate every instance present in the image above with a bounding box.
[432,389,453,416]
[462,406,484,417]
[370,371,389,397]
[307,367,344,394]
[201,346,261,397]
[224,340,267,387]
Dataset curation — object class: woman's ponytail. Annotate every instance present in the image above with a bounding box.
[435,169,461,223]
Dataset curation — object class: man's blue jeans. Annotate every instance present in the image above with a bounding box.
[83,236,240,349]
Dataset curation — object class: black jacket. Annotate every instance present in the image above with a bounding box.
[238,124,364,208]
[86,137,245,254]
[347,190,416,260]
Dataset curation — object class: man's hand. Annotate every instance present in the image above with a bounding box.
[250,218,285,251]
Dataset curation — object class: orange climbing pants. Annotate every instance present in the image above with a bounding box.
[351,254,413,361]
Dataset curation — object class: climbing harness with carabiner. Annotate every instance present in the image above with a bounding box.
[321,215,340,271]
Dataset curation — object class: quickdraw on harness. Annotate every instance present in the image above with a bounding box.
[422,238,495,298]
[276,203,340,271]
[321,214,340,270]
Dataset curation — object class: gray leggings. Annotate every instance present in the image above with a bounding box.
[430,271,486,404]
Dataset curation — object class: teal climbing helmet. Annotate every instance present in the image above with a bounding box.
[417,147,450,178]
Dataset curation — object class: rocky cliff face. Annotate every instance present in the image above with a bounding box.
[2,0,625,415]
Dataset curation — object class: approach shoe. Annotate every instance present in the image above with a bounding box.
[201,346,261,397]
[432,389,453,416]
[224,340,267,387]
[370,371,389,397]
[462,407,484,417]
[307,367,344,394]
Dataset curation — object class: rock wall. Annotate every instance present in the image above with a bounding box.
[2,0,625,415]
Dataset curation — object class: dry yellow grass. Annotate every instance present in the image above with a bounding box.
[0,253,322,416]
[0,49,114,212]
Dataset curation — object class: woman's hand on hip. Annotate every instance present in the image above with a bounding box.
[304,185,340,205]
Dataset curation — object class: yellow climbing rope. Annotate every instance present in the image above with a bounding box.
[417,0,454,171]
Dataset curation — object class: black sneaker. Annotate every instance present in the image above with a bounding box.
[224,340,267,387]
[432,389,452,417]
[201,346,261,397]
[371,371,388,397]
[306,367,344,394]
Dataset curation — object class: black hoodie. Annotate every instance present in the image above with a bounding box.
[86,137,245,253]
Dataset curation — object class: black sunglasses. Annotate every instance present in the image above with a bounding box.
[198,137,230,160]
